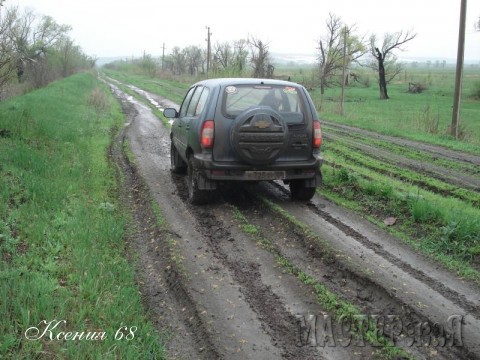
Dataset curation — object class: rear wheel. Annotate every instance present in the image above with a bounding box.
[187,157,211,205]
[171,142,186,174]
[290,180,316,201]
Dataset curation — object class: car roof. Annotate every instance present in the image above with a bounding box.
[193,78,302,88]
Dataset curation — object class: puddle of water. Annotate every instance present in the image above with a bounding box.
[127,85,166,112]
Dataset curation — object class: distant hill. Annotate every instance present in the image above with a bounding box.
[96,57,126,67]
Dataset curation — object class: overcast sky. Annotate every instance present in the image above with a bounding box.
[7,0,480,61]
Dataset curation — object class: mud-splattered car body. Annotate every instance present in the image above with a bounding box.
[164,78,323,204]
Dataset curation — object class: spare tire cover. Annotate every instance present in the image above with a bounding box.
[231,106,288,166]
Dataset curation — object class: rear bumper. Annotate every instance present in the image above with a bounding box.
[192,153,323,184]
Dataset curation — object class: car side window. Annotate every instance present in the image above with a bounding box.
[195,88,210,116]
[179,87,196,118]
[186,86,204,117]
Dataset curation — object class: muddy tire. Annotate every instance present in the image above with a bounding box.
[171,142,186,174]
[290,180,316,201]
[187,157,211,205]
[231,107,288,166]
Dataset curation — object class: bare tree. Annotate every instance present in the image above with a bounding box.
[317,13,342,96]
[316,13,367,99]
[1,5,94,96]
[170,46,186,75]
[57,38,95,77]
[0,6,17,92]
[213,41,232,69]
[233,39,248,72]
[9,10,71,84]
[248,36,271,78]
[369,30,416,99]
[183,45,203,76]
[137,52,157,77]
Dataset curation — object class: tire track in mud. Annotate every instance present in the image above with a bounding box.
[182,204,325,360]
[308,200,480,318]
[109,98,221,359]
[322,121,480,168]
[254,182,480,359]
[227,193,457,360]
[270,182,480,319]
[323,132,480,193]
[322,146,480,207]
[171,183,383,359]
[108,81,329,359]
[107,77,480,359]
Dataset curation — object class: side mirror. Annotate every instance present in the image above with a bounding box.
[163,108,179,118]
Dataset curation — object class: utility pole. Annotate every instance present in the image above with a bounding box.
[339,26,348,116]
[451,0,467,139]
[0,0,5,27]
[206,26,212,74]
[161,42,166,71]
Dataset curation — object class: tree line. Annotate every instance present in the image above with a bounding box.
[0,4,95,100]
[109,14,417,101]
[106,36,274,80]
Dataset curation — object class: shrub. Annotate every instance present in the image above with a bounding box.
[439,218,480,260]
[409,198,443,223]
[337,168,358,185]
[361,76,371,88]
[417,105,439,135]
[408,82,428,94]
[470,81,480,100]
[87,87,110,114]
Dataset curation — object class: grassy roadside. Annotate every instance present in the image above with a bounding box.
[0,73,166,359]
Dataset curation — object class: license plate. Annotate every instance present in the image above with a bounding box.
[244,171,286,180]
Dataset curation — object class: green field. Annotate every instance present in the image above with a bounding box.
[286,66,480,152]
[0,73,166,359]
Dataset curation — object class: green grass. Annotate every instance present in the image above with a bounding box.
[324,139,480,206]
[0,73,166,359]
[313,67,480,153]
[319,162,480,283]
[323,124,480,177]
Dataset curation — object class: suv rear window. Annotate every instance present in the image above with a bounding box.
[223,85,305,124]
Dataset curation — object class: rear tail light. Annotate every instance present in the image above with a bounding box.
[313,121,322,148]
[201,120,214,149]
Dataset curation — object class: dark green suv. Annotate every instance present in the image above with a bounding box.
[163,78,323,204]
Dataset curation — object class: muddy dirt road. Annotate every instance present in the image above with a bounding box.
[107,79,480,360]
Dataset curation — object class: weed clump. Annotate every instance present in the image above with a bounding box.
[417,104,439,135]
[438,218,480,261]
[87,87,110,114]
[470,81,480,100]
